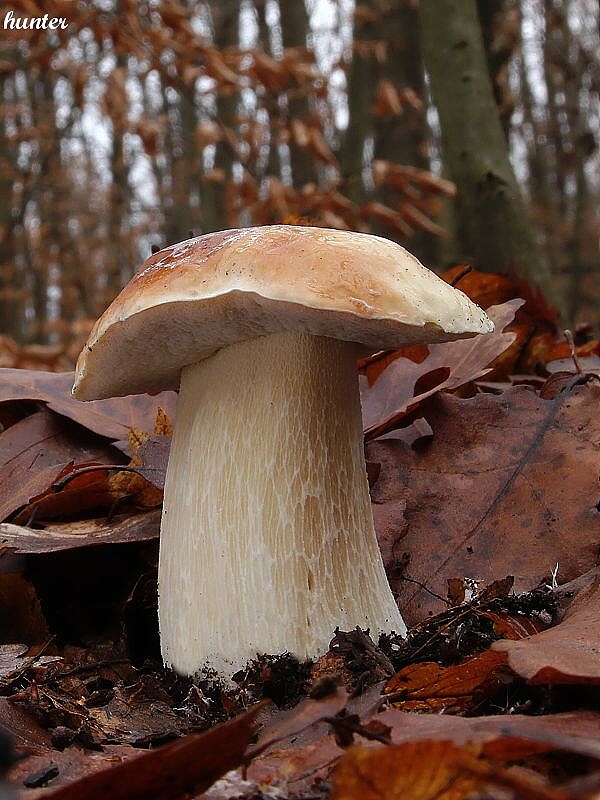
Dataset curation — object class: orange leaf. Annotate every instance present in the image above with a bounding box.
[331,741,481,800]
[384,650,510,712]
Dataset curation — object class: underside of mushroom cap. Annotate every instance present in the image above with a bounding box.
[73,226,493,400]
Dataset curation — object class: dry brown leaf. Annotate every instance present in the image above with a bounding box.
[0,508,160,554]
[0,369,177,452]
[361,300,521,439]
[478,609,544,639]
[38,703,261,800]
[8,705,259,800]
[374,79,403,116]
[493,575,600,684]
[369,381,600,625]
[372,708,600,762]
[383,650,510,712]
[330,741,482,800]
[361,201,413,238]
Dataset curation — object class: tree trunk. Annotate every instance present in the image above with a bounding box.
[420,0,562,312]
[210,0,239,230]
[374,3,425,170]
[0,74,23,339]
[280,0,318,187]
[338,0,380,205]
[477,0,519,140]
[373,1,432,258]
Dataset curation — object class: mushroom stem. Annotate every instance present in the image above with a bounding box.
[158,330,406,677]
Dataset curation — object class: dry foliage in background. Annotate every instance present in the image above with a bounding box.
[0,0,598,349]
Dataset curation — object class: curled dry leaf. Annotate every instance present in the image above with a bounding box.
[331,741,483,800]
[14,704,262,800]
[0,369,177,450]
[441,266,600,377]
[360,299,521,440]
[0,509,161,554]
[493,575,600,684]
[383,650,511,712]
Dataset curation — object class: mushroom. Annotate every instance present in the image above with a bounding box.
[72,226,493,678]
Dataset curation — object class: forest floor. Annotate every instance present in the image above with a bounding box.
[0,268,599,800]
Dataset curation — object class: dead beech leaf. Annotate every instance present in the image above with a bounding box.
[493,576,600,684]
[372,708,600,762]
[0,369,177,450]
[330,741,482,800]
[383,650,510,712]
[369,381,600,625]
[361,300,521,440]
[88,683,191,746]
[42,703,261,800]
[0,508,160,554]
[206,691,350,799]
[108,409,172,507]
[0,409,120,472]
[0,459,73,523]
[251,687,349,756]
[10,461,122,524]
[478,609,544,640]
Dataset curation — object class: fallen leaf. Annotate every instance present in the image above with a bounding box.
[87,681,192,746]
[493,575,600,684]
[0,369,177,451]
[330,741,482,800]
[331,738,579,800]
[477,609,544,640]
[0,459,73,523]
[0,696,52,753]
[383,650,510,712]
[373,707,600,761]
[369,381,600,625]
[134,436,171,490]
[0,409,120,471]
[10,461,120,525]
[0,509,160,554]
[41,703,261,800]
[251,687,349,756]
[361,300,521,440]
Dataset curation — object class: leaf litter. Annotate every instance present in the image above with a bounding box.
[0,270,599,799]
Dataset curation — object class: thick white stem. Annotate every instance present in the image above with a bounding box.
[158,331,405,677]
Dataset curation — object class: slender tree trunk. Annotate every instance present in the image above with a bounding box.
[210,1,239,230]
[373,3,426,171]
[420,0,562,312]
[280,0,317,187]
[104,58,130,308]
[477,0,519,140]
[338,0,380,204]
[543,0,567,217]
[0,74,23,338]
[255,0,282,181]
[373,1,431,257]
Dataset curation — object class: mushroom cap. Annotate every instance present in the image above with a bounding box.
[73,226,493,400]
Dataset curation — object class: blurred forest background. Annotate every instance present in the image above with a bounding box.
[0,0,598,369]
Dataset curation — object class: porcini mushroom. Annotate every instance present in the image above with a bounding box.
[73,226,493,678]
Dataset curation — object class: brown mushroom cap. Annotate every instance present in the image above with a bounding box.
[73,226,493,400]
